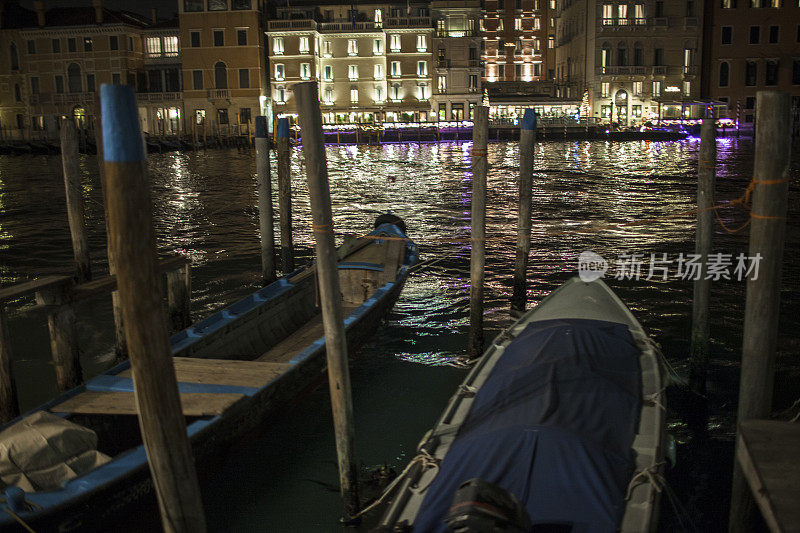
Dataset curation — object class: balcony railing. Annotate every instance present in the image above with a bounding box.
[385,17,432,28]
[318,21,380,32]
[267,19,317,30]
[600,18,650,29]
[652,66,669,75]
[438,59,482,69]
[54,93,93,104]
[684,17,698,26]
[206,89,230,100]
[435,29,476,37]
[596,66,648,75]
[653,17,668,27]
[137,92,182,102]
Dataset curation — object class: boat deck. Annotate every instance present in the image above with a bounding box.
[50,358,290,417]
[257,307,358,363]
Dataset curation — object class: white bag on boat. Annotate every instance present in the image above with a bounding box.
[0,411,110,492]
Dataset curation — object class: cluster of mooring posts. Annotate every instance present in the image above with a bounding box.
[0,86,795,531]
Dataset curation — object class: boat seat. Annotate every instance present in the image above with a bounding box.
[0,411,110,492]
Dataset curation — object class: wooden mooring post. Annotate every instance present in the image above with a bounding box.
[0,300,19,422]
[166,264,192,332]
[510,109,536,315]
[277,117,295,273]
[100,84,206,532]
[255,116,277,284]
[95,110,128,362]
[729,91,792,533]
[689,117,716,399]
[35,286,82,392]
[61,119,92,282]
[293,81,360,521]
[469,106,489,359]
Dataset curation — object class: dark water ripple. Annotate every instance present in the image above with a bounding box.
[0,138,798,531]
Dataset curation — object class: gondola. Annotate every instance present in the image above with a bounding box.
[0,216,416,532]
[378,277,665,533]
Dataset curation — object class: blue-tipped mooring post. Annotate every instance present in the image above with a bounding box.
[277,117,294,273]
[255,116,277,284]
[511,109,536,314]
[100,84,206,532]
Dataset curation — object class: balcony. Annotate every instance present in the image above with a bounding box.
[435,29,476,38]
[596,66,648,76]
[267,19,317,30]
[652,66,669,75]
[28,93,53,105]
[137,92,182,102]
[684,17,698,27]
[599,18,651,30]
[206,89,230,100]
[318,21,380,32]
[54,93,93,104]
[653,17,668,27]
[385,17,432,28]
[437,59,482,69]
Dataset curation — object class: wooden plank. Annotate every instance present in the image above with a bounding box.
[0,276,71,303]
[257,314,325,363]
[52,390,244,416]
[72,256,189,301]
[118,357,290,388]
[380,238,405,284]
[737,420,800,533]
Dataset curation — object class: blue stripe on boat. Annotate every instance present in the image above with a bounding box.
[338,262,384,271]
[85,375,258,395]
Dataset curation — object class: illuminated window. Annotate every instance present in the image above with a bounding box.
[438,74,446,91]
[324,87,334,104]
[276,86,286,104]
[633,81,642,94]
[618,4,628,23]
[515,19,522,30]
[417,61,427,76]
[84,37,93,52]
[145,37,161,57]
[391,61,401,76]
[273,37,284,55]
[601,82,610,97]
[348,39,358,55]
[324,65,333,81]
[391,83,401,101]
[374,39,383,55]
[300,62,310,80]
[548,36,555,48]
[652,80,661,95]
[534,18,541,30]
[275,63,285,80]
[602,4,613,24]
[390,34,401,52]
[417,83,428,100]
[299,37,310,53]
[683,80,691,95]
[350,87,358,102]
[164,36,178,57]
[349,64,359,80]
[417,35,427,51]
[374,64,384,80]
[375,85,384,101]
[323,40,332,56]
[374,9,383,24]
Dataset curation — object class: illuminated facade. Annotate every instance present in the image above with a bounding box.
[179,0,267,136]
[266,2,435,123]
[554,0,704,125]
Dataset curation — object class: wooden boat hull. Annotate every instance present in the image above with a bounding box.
[0,224,416,532]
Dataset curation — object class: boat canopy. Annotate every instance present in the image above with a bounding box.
[413,318,643,532]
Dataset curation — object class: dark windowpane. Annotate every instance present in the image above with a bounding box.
[55,76,64,94]
[793,60,800,84]
[765,60,779,85]
[218,108,229,124]
[27,40,35,54]
[185,0,203,11]
[654,48,664,66]
[237,29,247,46]
[769,25,778,43]
[191,31,201,47]
[112,73,121,84]
[722,26,732,44]
[30,77,39,94]
[239,108,251,123]
[193,70,203,90]
[232,0,251,9]
[84,37,93,52]
[165,69,181,92]
[239,68,249,88]
[68,38,76,52]
[214,30,224,47]
[745,61,757,85]
[9,43,18,70]
[148,70,163,92]
[719,62,729,86]
[686,0,694,16]
[634,46,643,65]
[68,63,81,92]
[86,74,95,92]
[127,73,135,86]
[655,1,664,16]
[208,0,227,10]
[214,62,227,88]
[749,26,759,44]
[745,96,755,109]
[52,39,60,53]
[110,36,118,50]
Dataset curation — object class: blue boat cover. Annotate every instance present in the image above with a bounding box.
[413,319,642,533]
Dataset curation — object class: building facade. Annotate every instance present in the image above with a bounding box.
[704,0,800,129]
[266,2,436,124]
[430,0,483,121]
[554,0,705,125]
[178,0,267,137]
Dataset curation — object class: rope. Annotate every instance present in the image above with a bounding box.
[459,384,477,396]
[3,507,36,533]
[350,449,441,520]
[624,461,666,501]
[645,387,667,412]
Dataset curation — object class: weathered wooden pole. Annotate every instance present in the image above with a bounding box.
[255,116,277,284]
[729,91,792,533]
[293,81,360,521]
[95,106,128,362]
[60,119,92,282]
[469,106,489,359]
[36,286,82,392]
[0,301,19,422]
[100,84,206,533]
[510,109,536,315]
[277,117,295,273]
[166,263,192,332]
[689,117,716,398]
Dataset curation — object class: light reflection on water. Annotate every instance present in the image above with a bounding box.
[0,138,798,531]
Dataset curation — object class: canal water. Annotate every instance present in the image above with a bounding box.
[0,138,798,531]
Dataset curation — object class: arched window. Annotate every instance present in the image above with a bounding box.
[617,42,627,66]
[10,42,19,70]
[719,62,729,87]
[633,42,643,66]
[214,61,227,89]
[68,63,82,93]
